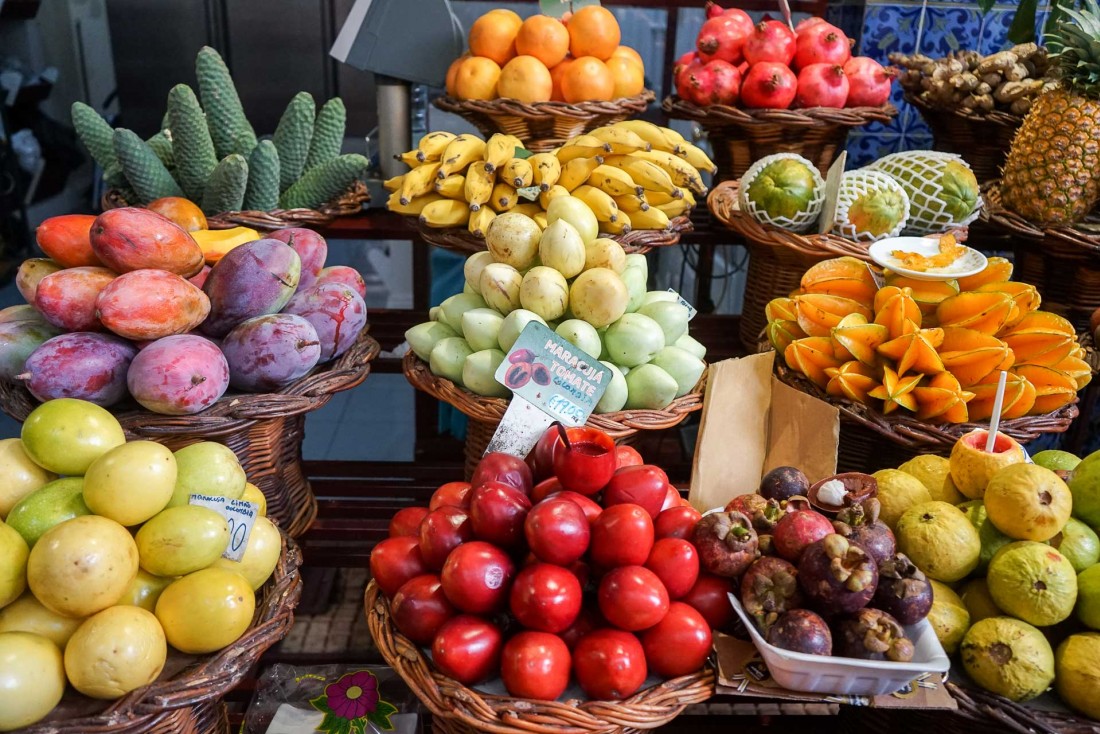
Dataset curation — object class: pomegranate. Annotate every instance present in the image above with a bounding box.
[674,50,701,97]
[843,56,894,107]
[795,63,849,108]
[872,552,933,625]
[696,11,754,65]
[834,608,915,662]
[766,609,832,655]
[793,22,851,69]
[692,511,759,578]
[704,0,725,18]
[741,63,797,109]
[743,20,797,66]
[795,16,828,34]
[832,498,895,565]
[681,64,717,107]
[708,59,742,105]
[798,534,878,616]
[740,556,801,632]
[773,509,834,561]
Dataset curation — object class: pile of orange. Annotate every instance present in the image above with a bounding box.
[445,7,645,104]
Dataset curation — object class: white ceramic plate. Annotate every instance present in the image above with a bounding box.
[868,236,987,281]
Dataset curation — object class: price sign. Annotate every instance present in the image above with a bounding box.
[667,288,698,320]
[188,493,260,561]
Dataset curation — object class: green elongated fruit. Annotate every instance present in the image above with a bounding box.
[146,130,175,169]
[243,140,280,210]
[195,46,256,159]
[103,161,128,188]
[71,102,117,171]
[167,84,218,201]
[273,92,315,192]
[201,154,249,215]
[306,97,346,169]
[279,153,367,209]
[112,128,184,203]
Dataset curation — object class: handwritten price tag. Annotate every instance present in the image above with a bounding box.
[667,288,698,320]
[188,494,260,562]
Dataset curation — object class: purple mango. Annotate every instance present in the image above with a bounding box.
[201,238,301,337]
[282,283,367,362]
[221,314,321,392]
[21,332,137,406]
[268,228,327,289]
[314,266,366,298]
[127,335,229,415]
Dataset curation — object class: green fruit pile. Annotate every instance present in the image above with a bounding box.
[72,47,366,214]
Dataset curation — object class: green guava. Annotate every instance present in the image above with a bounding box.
[961,577,1002,623]
[987,542,1078,627]
[1075,564,1100,630]
[895,500,981,582]
[1068,450,1100,528]
[928,579,970,655]
[959,500,1014,574]
[1032,450,1082,473]
[1049,518,1100,573]
[961,617,1054,702]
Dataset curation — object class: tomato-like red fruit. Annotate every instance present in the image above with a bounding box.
[556,491,602,524]
[390,574,455,644]
[431,615,503,684]
[590,504,654,568]
[660,485,682,512]
[419,506,473,570]
[471,452,532,495]
[430,481,472,510]
[602,465,669,518]
[680,573,735,630]
[531,476,563,503]
[468,481,532,548]
[558,606,604,650]
[573,629,648,700]
[553,426,617,495]
[501,631,571,700]
[509,562,583,633]
[389,506,430,538]
[598,565,670,631]
[525,497,591,565]
[440,541,515,614]
[645,538,699,600]
[614,445,644,469]
[654,506,703,540]
[640,601,713,677]
[568,558,592,589]
[529,426,563,482]
[370,536,428,597]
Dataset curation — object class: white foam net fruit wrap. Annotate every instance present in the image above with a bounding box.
[737,153,826,234]
[866,151,983,235]
[832,169,911,242]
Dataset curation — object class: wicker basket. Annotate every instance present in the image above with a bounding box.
[433,92,657,153]
[905,94,1023,184]
[23,532,302,734]
[408,214,694,257]
[102,179,370,231]
[0,331,380,538]
[403,351,705,479]
[662,96,897,181]
[365,580,714,734]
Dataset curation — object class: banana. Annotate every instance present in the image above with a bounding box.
[601,155,678,196]
[610,120,686,153]
[587,164,643,197]
[679,187,697,207]
[399,162,442,205]
[600,211,631,234]
[512,202,543,218]
[613,194,650,213]
[468,206,496,238]
[676,141,718,176]
[502,158,534,188]
[489,182,518,213]
[628,205,672,230]
[631,150,706,194]
[484,133,523,173]
[464,161,495,211]
[589,125,651,154]
[394,149,421,168]
[533,212,548,229]
[557,135,612,163]
[417,131,456,162]
[657,198,692,218]
[643,187,696,206]
[558,156,604,191]
[539,184,569,210]
[383,174,405,192]
[572,185,620,223]
[387,190,445,215]
[530,153,562,191]
[439,134,487,177]
[420,198,471,228]
[435,173,466,199]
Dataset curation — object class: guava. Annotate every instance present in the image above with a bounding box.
[985,464,1072,542]
[898,455,964,505]
[959,500,1014,574]
[895,500,980,582]
[928,579,970,655]
[1055,633,1100,719]
[871,469,932,530]
[1033,450,1082,473]
[961,617,1054,702]
[987,541,1077,627]
[961,577,1002,623]
[1049,518,1100,572]
[1075,564,1100,630]
[949,429,1027,499]
[1069,450,1100,528]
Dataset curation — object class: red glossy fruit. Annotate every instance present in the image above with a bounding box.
[389,506,430,538]
[661,485,682,512]
[844,56,894,107]
[531,476,563,503]
[696,10,753,65]
[740,62,798,109]
[573,629,648,700]
[441,541,516,614]
[471,452,532,495]
[773,509,834,561]
[556,491,602,524]
[655,506,702,540]
[674,51,703,98]
[559,606,604,650]
[598,565,670,631]
[793,21,851,69]
[640,602,712,677]
[743,19,797,66]
[553,426,617,496]
[391,574,455,644]
[501,631,571,700]
[419,506,473,570]
[614,445,644,469]
[681,573,735,630]
[430,481,472,510]
[590,504,655,568]
[603,465,669,518]
[529,426,563,481]
[431,615,503,684]
[795,63,849,108]
[509,562,583,633]
[645,538,700,600]
[468,481,532,548]
[526,497,591,565]
[370,536,429,597]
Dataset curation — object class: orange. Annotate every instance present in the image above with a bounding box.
[444,54,467,97]
[610,45,644,70]
[605,55,645,98]
[498,56,553,103]
[566,6,620,61]
[515,15,570,69]
[454,56,502,101]
[549,58,573,102]
[468,11,522,66]
[146,197,206,231]
[561,56,615,103]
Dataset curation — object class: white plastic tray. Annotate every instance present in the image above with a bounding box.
[728,593,950,696]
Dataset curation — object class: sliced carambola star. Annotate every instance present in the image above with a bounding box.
[913,372,975,422]
[877,322,945,375]
[873,286,922,340]
[794,293,872,338]
[765,297,799,322]
[831,313,888,366]
[784,336,843,388]
[935,291,1015,336]
[825,361,878,403]
[937,327,1012,387]
[868,365,922,414]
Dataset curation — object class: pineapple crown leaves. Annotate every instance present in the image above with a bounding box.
[1047,0,1100,91]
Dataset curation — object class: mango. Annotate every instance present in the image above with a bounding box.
[34,266,116,331]
[0,316,62,380]
[267,228,327,288]
[188,264,212,289]
[35,214,101,268]
[96,269,211,341]
[201,239,301,337]
[315,265,366,298]
[21,333,137,407]
[283,283,367,363]
[189,227,260,264]
[15,259,63,304]
[90,207,204,276]
[127,334,229,414]
[222,314,321,392]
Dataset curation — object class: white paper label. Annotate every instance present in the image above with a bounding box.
[188,494,259,562]
[667,288,698,320]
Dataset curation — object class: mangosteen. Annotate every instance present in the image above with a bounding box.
[741,556,802,632]
[873,552,933,625]
[758,534,776,556]
[833,498,896,566]
[766,609,833,656]
[725,493,785,533]
[798,534,878,615]
[693,511,759,578]
[759,466,810,502]
[834,608,915,662]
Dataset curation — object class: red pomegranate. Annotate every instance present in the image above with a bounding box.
[740,62,798,109]
[844,56,894,107]
[705,59,742,105]
[795,16,828,34]
[681,63,717,106]
[795,63,849,108]
[674,50,702,98]
[704,0,726,19]
[696,10,754,65]
[793,22,852,69]
[743,20,797,66]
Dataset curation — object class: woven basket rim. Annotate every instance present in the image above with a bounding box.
[365,580,715,734]
[402,350,705,438]
[983,181,1100,253]
[946,681,1100,734]
[433,91,657,121]
[903,92,1024,128]
[24,532,302,732]
[662,95,897,128]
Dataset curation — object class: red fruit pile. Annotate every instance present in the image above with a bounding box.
[372,425,716,701]
[674,5,894,110]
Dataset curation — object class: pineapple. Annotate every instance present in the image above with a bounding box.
[1000,0,1100,224]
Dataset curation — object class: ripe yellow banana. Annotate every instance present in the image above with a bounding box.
[489,182,518,213]
[533,212,548,229]
[632,150,706,194]
[601,155,678,195]
[387,190,445,215]
[539,184,569,210]
[589,125,651,154]
[502,158,534,188]
[657,198,692,218]
[420,198,471,228]
[439,134,487,177]
[679,187,697,207]
[464,161,495,211]
[676,141,718,176]
[484,133,523,173]
[587,164,643,197]
[572,185,620,223]
[558,156,604,191]
[609,120,686,153]
[530,153,562,191]
[641,189,679,205]
[613,194,650,213]
[399,162,442,205]
[557,135,612,163]
[628,205,671,230]
[600,211,631,234]
[417,131,456,162]
[435,173,466,199]
[468,206,496,238]
[394,149,421,168]
[511,202,543,218]
[383,173,405,192]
